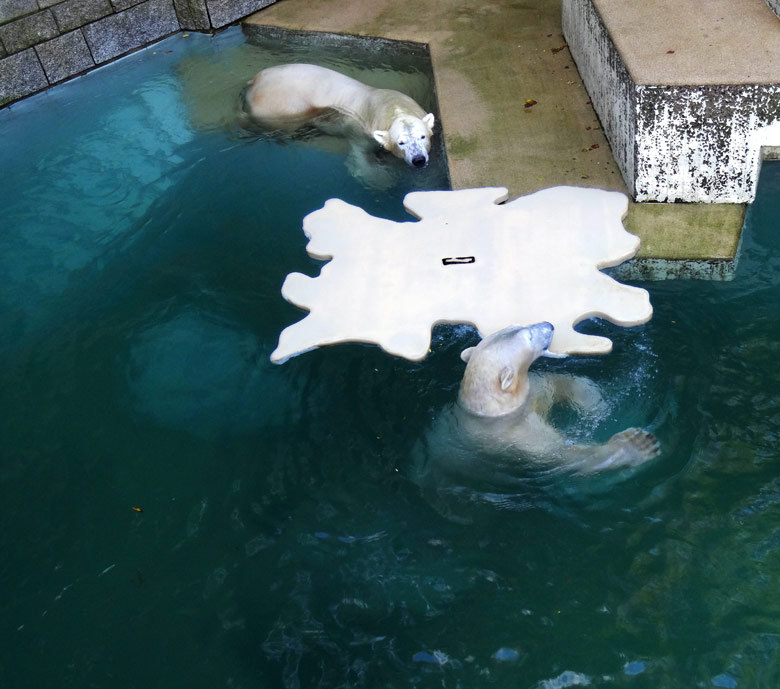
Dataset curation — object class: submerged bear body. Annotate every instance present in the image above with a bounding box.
[244,63,435,168]
[416,323,660,508]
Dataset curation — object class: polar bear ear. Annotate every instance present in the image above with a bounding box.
[373,130,391,149]
[423,113,435,132]
[499,366,516,392]
[460,346,476,363]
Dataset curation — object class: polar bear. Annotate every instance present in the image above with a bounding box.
[420,322,660,484]
[243,63,435,168]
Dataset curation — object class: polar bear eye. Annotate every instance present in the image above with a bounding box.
[420,134,426,140]
[398,140,406,147]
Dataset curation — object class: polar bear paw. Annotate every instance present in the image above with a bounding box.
[587,427,660,472]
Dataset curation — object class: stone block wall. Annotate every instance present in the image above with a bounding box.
[0,0,275,106]
[766,0,780,20]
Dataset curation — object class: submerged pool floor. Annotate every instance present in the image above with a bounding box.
[2,26,780,689]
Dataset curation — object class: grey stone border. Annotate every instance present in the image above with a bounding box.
[0,0,276,106]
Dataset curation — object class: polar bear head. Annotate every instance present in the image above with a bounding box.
[457,322,554,417]
[373,113,435,168]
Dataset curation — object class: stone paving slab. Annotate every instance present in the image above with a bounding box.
[0,0,38,25]
[81,0,177,63]
[0,8,58,53]
[51,0,114,33]
[36,28,94,82]
[0,45,46,101]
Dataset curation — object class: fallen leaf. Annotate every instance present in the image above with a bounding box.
[551,44,567,54]
[524,99,537,108]
[666,50,675,54]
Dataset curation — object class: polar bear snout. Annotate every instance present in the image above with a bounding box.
[397,134,430,168]
[381,113,434,168]
[528,321,554,352]
[492,322,554,356]
[412,153,427,168]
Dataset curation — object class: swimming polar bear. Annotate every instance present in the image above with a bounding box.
[452,321,660,472]
[244,63,435,169]
[420,322,660,485]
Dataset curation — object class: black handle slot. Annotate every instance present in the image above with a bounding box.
[442,256,475,266]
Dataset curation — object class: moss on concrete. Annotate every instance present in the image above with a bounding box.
[628,203,745,260]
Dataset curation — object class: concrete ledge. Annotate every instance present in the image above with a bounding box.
[563,0,780,204]
[767,0,780,19]
[622,201,745,279]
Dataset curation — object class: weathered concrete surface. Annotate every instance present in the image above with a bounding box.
[564,0,780,206]
[591,0,780,86]
[633,85,780,203]
[244,0,747,275]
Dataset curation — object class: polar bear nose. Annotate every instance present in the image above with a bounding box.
[411,154,427,168]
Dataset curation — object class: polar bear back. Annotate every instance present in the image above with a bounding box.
[245,63,426,135]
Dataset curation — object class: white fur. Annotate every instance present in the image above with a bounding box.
[244,63,435,168]
[440,323,661,474]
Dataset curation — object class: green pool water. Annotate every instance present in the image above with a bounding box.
[2,25,780,689]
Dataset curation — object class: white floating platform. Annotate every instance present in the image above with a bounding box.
[271,186,652,363]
